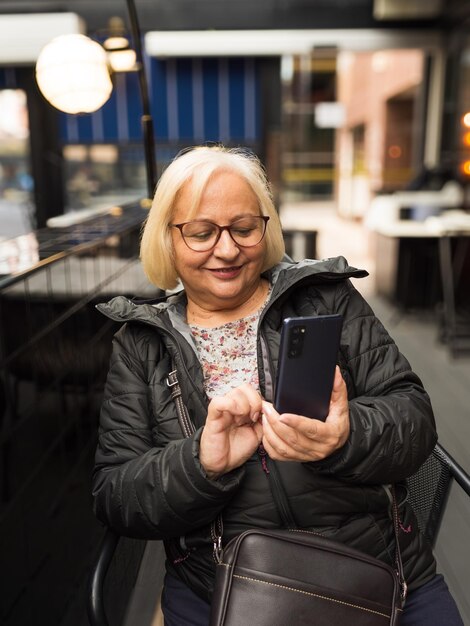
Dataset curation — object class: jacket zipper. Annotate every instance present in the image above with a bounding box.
[256,315,296,526]
[259,439,301,530]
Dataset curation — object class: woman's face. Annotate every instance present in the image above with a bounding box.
[171,169,267,312]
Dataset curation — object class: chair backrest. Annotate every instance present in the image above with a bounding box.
[87,529,147,626]
[406,443,470,547]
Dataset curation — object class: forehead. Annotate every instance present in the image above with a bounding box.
[172,170,259,222]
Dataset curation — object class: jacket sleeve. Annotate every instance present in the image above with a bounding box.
[312,280,437,484]
[92,324,244,538]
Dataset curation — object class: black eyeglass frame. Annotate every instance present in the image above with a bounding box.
[171,216,270,251]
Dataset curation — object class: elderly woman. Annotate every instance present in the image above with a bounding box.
[93,146,463,625]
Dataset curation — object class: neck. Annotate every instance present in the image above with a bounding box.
[187,279,269,327]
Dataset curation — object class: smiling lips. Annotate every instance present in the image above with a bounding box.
[207,266,242,278]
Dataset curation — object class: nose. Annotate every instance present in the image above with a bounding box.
[213,228,239,258]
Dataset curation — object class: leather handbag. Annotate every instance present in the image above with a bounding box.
[168,365,405,626]
[209,527,403,625]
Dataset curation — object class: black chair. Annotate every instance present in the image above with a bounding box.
[86,442,470,626]
[406,443,470,547]
[87,531,148,626]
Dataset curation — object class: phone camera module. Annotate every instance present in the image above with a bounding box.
[288,325,305,358]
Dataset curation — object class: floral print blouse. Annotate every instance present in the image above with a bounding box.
[189,289,271,399]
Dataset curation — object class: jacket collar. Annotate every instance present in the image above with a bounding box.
[97,255,367,326]
[266,256,367,297]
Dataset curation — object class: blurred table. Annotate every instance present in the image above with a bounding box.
[282,229,317,261]
[371,212,470,355]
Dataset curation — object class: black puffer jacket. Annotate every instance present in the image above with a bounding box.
[92,257,437,603]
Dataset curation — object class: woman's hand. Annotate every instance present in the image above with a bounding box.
[200,383,263,479]
[261,367,350,462]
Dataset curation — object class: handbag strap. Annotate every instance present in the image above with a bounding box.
[266,452,406,603]
[266,447,406,602]
[391,485,408,602]
[167,366,196,438]
[167,363,407,602]
[167,362,224,562]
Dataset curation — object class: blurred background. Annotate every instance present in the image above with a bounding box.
[1,1,470,625]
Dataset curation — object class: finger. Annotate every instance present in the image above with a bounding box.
[261,403,288,457]
[262,403,311,457]
[206,396,247,432]
[213,392,250,417]
[261,425,317,462]
[329,367,347,407]
[261,427,291,460]
[233,383,263,419]
[252,420,264,442]
[264,401,322,440]
[209,388,261,429]
[227,384,262,423]
[278,413,321,439]
[265,400,342,461]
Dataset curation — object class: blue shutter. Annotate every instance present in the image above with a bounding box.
[59,56,260,145]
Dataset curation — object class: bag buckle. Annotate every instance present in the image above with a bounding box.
[401,580,408,603]
[213,535,223,564]
[167,370,178,387]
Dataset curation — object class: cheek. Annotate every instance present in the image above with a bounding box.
[172,240,203,275]
[248,242,267,266]
[170,237,185,276]
[171,232,186,264]
[168,234,176,264]
[172,246,188,275]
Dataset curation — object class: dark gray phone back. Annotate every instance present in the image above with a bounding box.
[274,314,343,419]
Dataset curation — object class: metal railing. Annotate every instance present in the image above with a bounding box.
[0,201,159,626]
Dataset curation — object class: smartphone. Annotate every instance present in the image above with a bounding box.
[274,314,343,420]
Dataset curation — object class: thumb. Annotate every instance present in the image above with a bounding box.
[330,366,347,405]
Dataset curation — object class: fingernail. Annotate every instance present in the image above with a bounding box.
[252,411,260,422]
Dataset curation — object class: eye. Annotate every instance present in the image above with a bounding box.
[190,230,213,241]
[232,226,255,238]
[231,218,261,238]
[184,222,216,241]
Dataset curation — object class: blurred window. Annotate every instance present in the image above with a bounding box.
[0,89,34,238]
[281,51,337,202]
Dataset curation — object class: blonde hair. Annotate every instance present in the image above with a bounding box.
[140,146,285,290]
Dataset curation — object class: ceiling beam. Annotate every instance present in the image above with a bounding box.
[0,13,85,64]
[145,28,442,57]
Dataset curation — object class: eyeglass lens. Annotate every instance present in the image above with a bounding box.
[181,217,267,251]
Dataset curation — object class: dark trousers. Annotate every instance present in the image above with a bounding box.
[161,572,464,626]
[401,574,463,626]
[161,573,211,626]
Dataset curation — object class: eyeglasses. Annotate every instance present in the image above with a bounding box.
[171,216,270,252]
